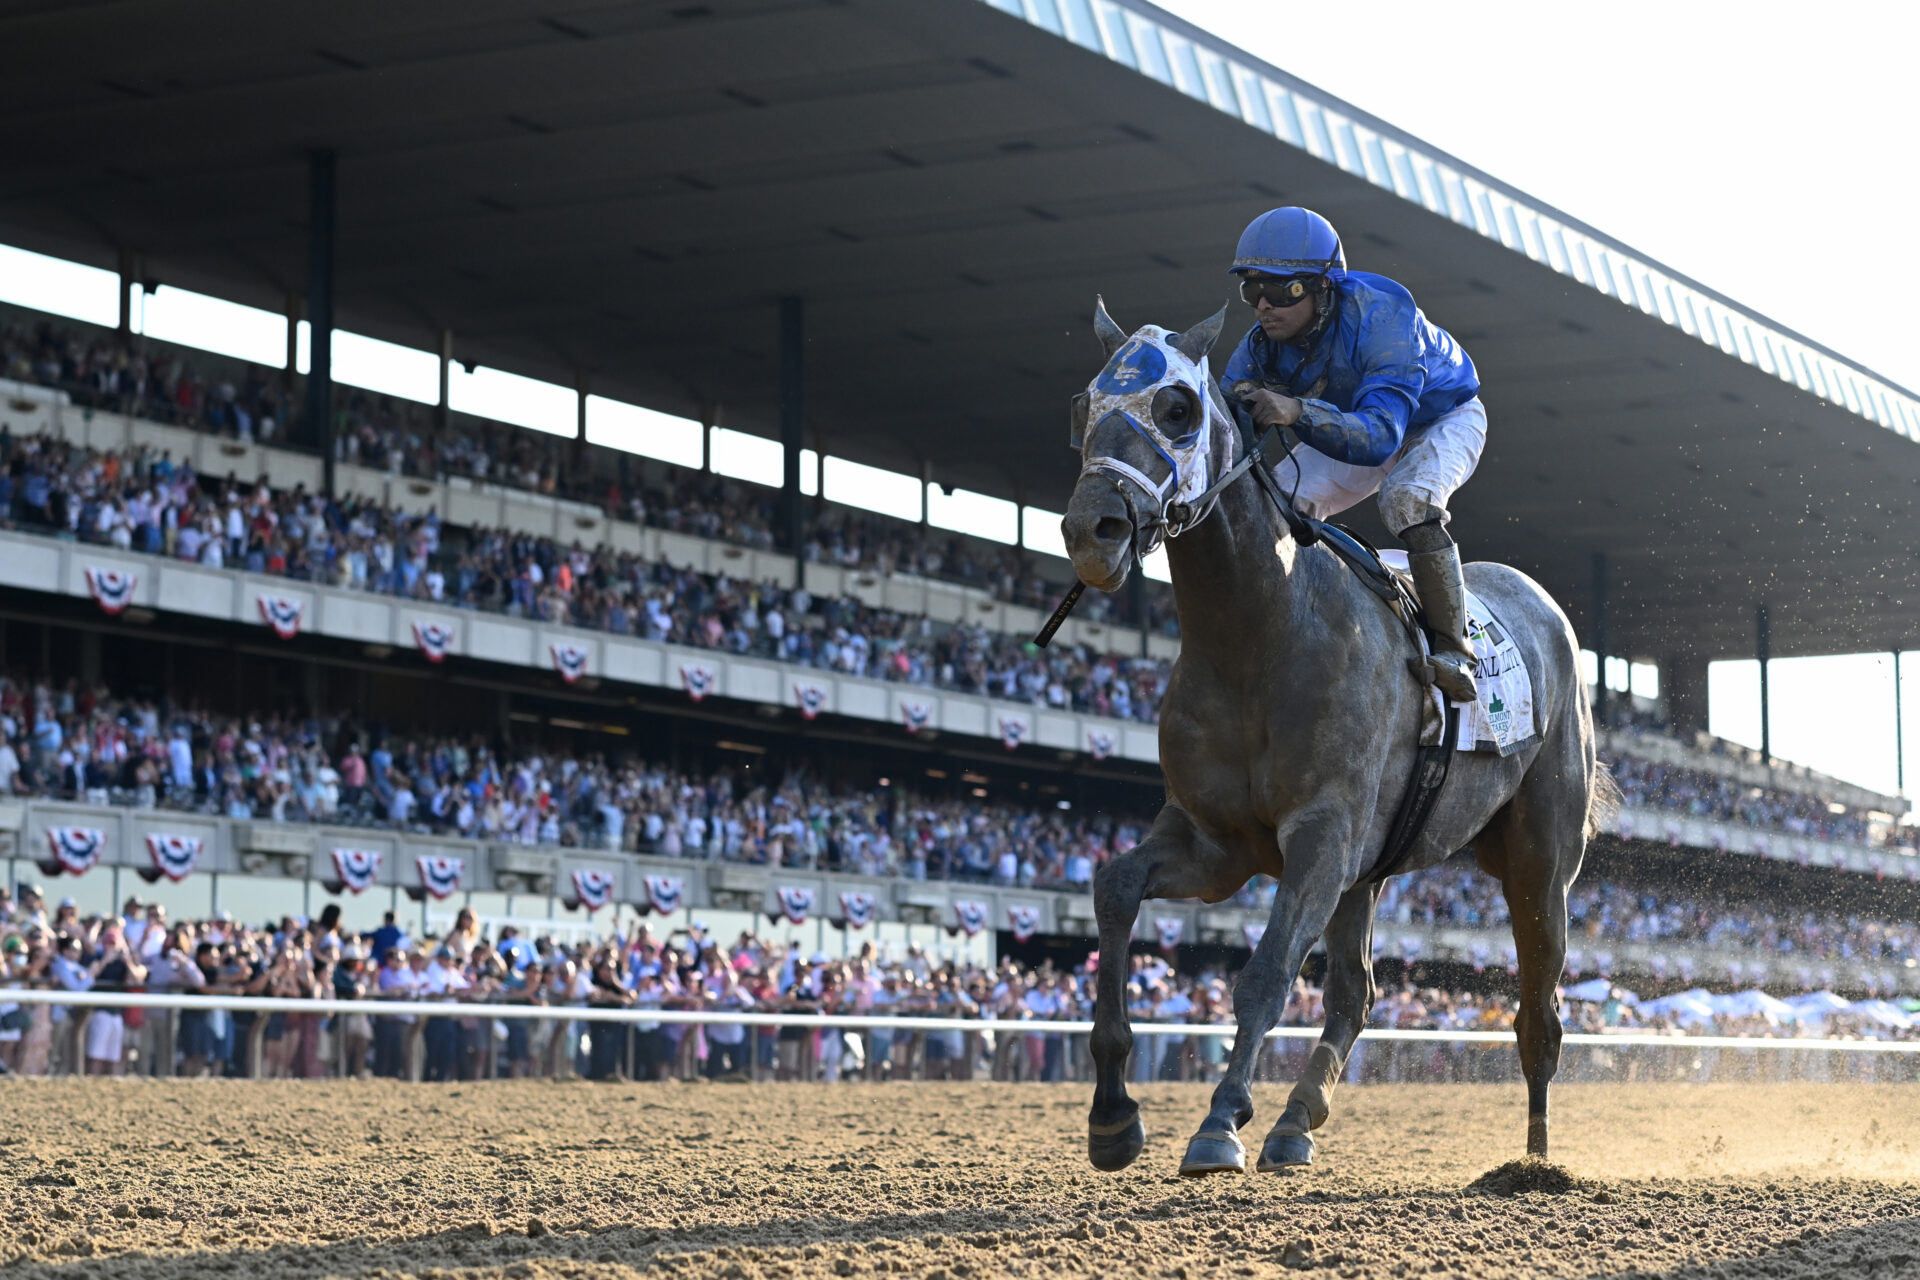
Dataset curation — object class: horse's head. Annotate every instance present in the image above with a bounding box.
[1061,296,1232,592]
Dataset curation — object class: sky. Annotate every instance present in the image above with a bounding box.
[1157,0,1919,800]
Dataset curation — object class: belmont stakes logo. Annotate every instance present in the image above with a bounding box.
[411,620,456,663]
[998,715,1030,750]
[953,899,989,937]
[776,885,815,925]
[839,891,876,929]
[415,856,464,900]
[258,595,305,640]
[143,833,203,883]
[793,679,828,721]
[1154,916,1184,953]
[898,697,932,735]
[43,827,105,876]
[680,661,717,702]
[551,643,591,684]
[1007,904,1041,942]
[330,848,382,893]
[1086,728,1116,761]
[85,567,138,615]
[570,868,618,912]
[644,874,686,915]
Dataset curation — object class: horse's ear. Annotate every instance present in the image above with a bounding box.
[1093,294,1127,358]
[1170,304,1229,365]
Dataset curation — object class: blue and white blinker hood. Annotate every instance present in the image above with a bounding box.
[1073,306,1235,554]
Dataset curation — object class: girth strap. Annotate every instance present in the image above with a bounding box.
[1367,702,1460,884]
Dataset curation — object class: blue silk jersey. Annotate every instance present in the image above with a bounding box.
[1219,271,1479,466]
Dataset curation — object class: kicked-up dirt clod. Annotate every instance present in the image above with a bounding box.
[0,1079,1916,1279]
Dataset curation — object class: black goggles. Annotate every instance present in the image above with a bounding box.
[1238,274,1324,308]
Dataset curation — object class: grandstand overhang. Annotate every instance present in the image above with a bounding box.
[3,0,1916,662]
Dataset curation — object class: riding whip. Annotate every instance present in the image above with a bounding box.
[1032,581,1086,648]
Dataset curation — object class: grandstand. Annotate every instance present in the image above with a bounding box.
[1,0,1916,1066]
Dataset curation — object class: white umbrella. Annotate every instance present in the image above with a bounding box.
[1565,978,1615,1002]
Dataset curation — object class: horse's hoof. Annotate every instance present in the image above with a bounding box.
[1088,1108,1145,1172]
[1178,1128,1247,1176]
[1256,1131,1315,1172]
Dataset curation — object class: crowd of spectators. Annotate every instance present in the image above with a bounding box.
[0,429,1173,723]
[2,314,1180,632]
[4,891,1908,1086]
[1609,754,1876,844]
[4,665,1917,970]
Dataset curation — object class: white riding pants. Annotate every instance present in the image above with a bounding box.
[1272,396,1486,535]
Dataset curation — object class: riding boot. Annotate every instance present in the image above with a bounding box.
[1408,545,1479,703]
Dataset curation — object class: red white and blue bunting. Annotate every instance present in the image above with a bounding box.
[145,833,203,882]
[997,712,1031,751]
[85,567,138,615]
[571,868,618,912]
[44,827,105,876]
[897,695,933,735]
[1153,916,1184,953]
[793,679,828,721]
[1242,922,1266,950]
[1085,728,1116,761]
[552,643,591,684]
[411,620,456,663]
[953,899,989,937]
[1007,904,1041,942]
[258,595,305,639]
[643,874,686,915]
[839,891,876,929]
[330,847,382,894]
[416,855,463,900]
[776,885,815,925]
[679,659,717,701]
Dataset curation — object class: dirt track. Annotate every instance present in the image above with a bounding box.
[2,1078,1917,1279]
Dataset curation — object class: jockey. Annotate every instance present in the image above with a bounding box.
[1221,206,1484,702]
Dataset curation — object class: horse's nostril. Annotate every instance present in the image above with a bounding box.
[1094,516,1130,544]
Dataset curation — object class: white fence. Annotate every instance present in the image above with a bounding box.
[10,988,1919,1092]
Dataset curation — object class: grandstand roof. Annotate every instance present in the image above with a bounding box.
[4,0,1917,662]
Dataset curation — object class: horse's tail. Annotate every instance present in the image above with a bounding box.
[1585,756,1622,841]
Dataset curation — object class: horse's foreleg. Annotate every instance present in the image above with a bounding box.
[1087,806,1224,1172]
[1256,880,1381,1171]
[1179,820,1347,1176]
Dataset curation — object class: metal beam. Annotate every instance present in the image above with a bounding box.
[1590,552,1609,725]
[303,149,337,499]
[1756,604,1771,765]
[780,296,805,584]
[1896,649,1906,798]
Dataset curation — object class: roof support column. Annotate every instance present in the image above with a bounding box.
[437,329,452,436]
[116,248,134,334]
[1662,650,1709,740]
[304,149,337,499]
[1894,648,1905,797]
[780,296,805,586]
[1755,604,1771,765]
[1589,552,1609,727]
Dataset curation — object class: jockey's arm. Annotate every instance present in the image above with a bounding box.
[1221,312,1425,467]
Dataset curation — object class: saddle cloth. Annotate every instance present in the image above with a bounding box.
[1377,550,1540,757]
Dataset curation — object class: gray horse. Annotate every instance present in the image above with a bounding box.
[1062,299,1610,1176]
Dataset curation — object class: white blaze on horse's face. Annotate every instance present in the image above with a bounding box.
[1077,325,1232,553]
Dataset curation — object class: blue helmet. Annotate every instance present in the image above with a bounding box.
[1228,207,1346,278]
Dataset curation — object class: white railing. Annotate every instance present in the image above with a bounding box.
[11,988,1917,1053]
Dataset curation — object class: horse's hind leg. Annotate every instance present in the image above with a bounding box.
[1488,771,1586,1158]
[1087,805,1238,1171]
[1256,880,1382,1171]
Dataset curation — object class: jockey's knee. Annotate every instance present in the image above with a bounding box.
[1399,516,1452,554]
[1380,483,1448,540]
